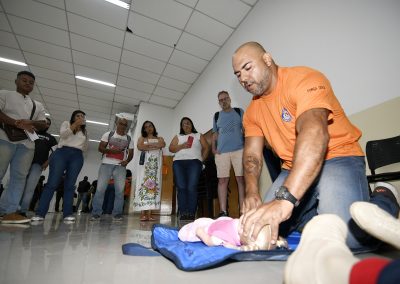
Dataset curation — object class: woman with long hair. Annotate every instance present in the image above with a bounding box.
[133,121,165,221]
[169,117,209,221]
[32,110,88,222]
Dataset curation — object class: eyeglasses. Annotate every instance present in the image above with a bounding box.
[218,97,230,103]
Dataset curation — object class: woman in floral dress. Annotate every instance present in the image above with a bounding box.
[133,121,165,221]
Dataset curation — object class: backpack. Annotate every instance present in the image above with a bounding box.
[102,131,131,157]
[214,107,242,125]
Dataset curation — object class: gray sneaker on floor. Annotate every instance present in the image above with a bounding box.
[1,213,31,224]
[113,214,123,221]
[31,215,44,222]
[90,215,101,221]
[63,216,76,222]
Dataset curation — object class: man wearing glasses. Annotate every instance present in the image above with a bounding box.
[212,91,245,217]
[90,117,133,221]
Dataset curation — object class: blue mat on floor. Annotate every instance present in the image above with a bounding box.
[122,224,301,271]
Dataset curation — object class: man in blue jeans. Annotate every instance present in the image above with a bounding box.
[90,117,133,221]
[0,71,47,224]
[232,42,399,251]
[19,117,57,216]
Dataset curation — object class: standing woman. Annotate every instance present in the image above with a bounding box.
[133,121,165,221]
[32,110,88,222]
[169,117,209,221]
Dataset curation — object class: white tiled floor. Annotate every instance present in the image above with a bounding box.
[0,213,399,284]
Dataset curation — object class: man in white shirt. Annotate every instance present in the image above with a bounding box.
[90,118,134,221]
[0,71,46,224]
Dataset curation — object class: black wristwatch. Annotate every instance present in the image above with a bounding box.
[275,186,300,207]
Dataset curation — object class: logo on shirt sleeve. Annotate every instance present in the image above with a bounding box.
[281,108,292,122]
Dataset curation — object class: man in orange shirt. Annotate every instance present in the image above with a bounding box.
[232,41,399,251]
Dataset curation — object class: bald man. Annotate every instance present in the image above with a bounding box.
[232,42,400,252]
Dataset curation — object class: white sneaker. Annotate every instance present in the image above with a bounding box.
[284,215,358,284]
[31,215,44,222]
[350,201,400,249]
[63,216,76,222]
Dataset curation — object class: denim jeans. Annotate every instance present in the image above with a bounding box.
[76,192,88,211]
[91,163,126,216]
[264,156,399,252]
[173,159,203,216]
[20,163,43,213]
[0,139,34,214]
[36,147,83,218]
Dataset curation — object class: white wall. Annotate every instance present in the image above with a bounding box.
[173,0,400,131]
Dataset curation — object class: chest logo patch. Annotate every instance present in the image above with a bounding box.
[281,108,292,122]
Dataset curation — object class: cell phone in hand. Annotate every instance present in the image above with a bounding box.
[187,135,194,147]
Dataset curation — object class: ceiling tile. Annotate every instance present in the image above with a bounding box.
[185,11,234,46]
[115,86,151,101]
[0,62,26,74]
[121,49,166,74]
[74,65,117,85]
[76,86,114,101]
[0,31,18,48]
[17,36,72,62]
[65,0,129,29]
[0,45,25,62]
[114,94,141,106]
[39,86,76,100]
[0,77,16,90]
[2,0,67,29]
[36,77,76,93]
[36,0,65,10]
[158,76,191,93]
[123,34,173,62]
[79,95,110,108]
[163,64,198,84]
[70,33,121,61]
[169,49,208,73]
[149,95,178,108]
[8,15,70,47]
[67,13,125,47]
[175,0,197,8]
[128,12,181,47]
[0,13,11,32]
[132,0,192,29]
[23,52,74,74]
[72,51,119,74]
[196,0,251,28]
[118,64,160,85]
[117,75,155,93]
[29,66,75,85]
[0,69,18,81]
[176,32,219,60]
[76,78,116,93]
[241,0,258,5]
[45,95,79,108]
[153,86,184,101]
[79,102,110,115]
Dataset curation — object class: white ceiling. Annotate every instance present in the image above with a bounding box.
[0,0,257,141]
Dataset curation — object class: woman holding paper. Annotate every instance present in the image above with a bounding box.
[32,110,88,222]
[133,121,165,221]
[169,117,209,221]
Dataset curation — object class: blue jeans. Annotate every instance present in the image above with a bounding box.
[91,163,126,216]
[20,163,43,213]
[264,156,399,252]
[0,139,34,214]
[173,159,203,216]
[76,192,88,211]
[36,147,83,218]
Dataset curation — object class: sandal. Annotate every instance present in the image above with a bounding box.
[140,215,148,221]
[148,216,156,221]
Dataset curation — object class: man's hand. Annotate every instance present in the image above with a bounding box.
[119,160,129,167]
[41,160,49,170]
[242,191,262,214]
[240,199,294,246]
[15,119,36,133]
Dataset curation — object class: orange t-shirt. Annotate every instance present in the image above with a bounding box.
[243,66,364,169]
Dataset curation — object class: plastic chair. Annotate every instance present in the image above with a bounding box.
[365,135,400,183]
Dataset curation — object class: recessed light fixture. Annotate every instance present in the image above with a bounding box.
[75,75,116,87]
[45,113,50,116]
[86,120,109,126]
[51,134,60,137]
[89,139,101,143]
[0,57,27,66]
[104,0,130,9]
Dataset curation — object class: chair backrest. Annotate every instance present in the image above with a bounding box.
[366,135,400,175]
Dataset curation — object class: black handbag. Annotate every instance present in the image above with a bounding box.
[0,98,36,142]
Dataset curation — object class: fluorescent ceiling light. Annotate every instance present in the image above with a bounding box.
[89,139,101,143]
[45,113,50,116]
[104,0,129,9]
[51,134,60,137]
[75,75,116,87]
[86,120,109,126]
[0,57,27,66]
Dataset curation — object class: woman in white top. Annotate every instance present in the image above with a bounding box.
[32,110,88,222]
[133,121,165,221]
[169,117,209,221]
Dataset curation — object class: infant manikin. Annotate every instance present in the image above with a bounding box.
[178,217,288,251]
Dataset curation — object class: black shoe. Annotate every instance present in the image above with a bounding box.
[18,212,28,218]
[217,211,228,217]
